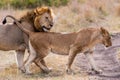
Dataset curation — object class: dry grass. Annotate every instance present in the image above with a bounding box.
[0,52,90,80]
[51,0,120,33]
[1,0,120,80]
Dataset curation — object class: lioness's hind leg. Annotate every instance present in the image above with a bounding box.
[24,52,36,74]
[41,59,47,68]
[34,58,51,73]
[23,41,37,74]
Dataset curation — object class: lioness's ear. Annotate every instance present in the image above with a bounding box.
[100,27,105,32]
[100,27,108,36]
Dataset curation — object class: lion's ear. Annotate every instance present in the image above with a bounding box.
[47,8,51,13]
[34,7,52,16]
[34,8,40,15]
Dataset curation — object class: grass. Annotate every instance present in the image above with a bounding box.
[50,1,120,34]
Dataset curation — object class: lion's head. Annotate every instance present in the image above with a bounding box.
[100,27,112,47]
[20,7,54,32]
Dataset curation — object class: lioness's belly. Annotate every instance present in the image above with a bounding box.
[51,46,70,55]
[0,25,24,51]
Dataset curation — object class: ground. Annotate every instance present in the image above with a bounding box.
[0,52,91,80]
[1,0,120,80]
[0,34,120,80]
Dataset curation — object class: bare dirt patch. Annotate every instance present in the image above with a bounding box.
[75,33,120,80]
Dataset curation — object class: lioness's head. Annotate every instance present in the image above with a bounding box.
[33,7,54,32]
[100,27,112,47]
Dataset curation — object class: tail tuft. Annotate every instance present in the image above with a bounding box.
[2,18,7,24]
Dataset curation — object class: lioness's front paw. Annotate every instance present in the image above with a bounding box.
[66,69,74,75]
[95,70,102,74]
[25,70,33,75]
[42,68,52,74]
[48,67,52,72]
[91,68,103,74]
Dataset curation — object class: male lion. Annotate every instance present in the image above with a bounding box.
[9,16,112,74]
[1,7,54,72]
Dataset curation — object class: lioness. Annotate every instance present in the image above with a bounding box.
[9,16,112,74]
[1,7,54,72]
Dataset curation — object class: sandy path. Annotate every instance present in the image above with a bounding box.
[75,33,120,80]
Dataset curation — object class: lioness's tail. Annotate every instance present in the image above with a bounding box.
[3,15,31,36]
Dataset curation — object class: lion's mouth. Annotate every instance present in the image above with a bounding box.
[42,26,50,32]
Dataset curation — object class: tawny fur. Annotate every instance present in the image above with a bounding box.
[11,17,112,74]
[0,7,54,72]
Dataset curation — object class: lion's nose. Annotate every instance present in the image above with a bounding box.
[50,22,53,27]
[50,24,53,27]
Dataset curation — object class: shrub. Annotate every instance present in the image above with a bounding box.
[10,0,69,9]
[0,1,6,8]
[11,0,42,9]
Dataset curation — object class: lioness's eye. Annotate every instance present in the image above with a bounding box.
[45,17,48,19]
